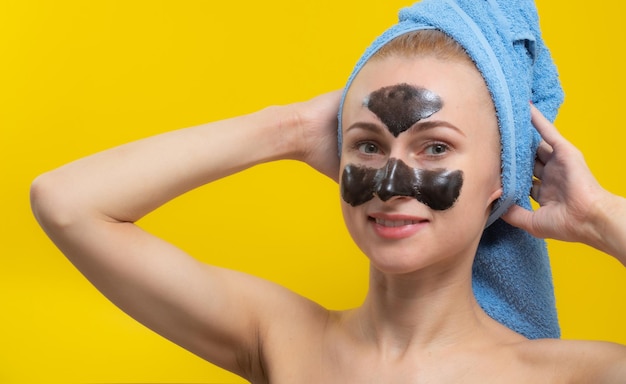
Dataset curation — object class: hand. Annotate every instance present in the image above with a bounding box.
[289,90,343,182]
[502,105,611,246]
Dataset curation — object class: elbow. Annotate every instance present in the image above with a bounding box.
[30,171,82,232]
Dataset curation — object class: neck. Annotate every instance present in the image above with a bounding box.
[351,259,499,359]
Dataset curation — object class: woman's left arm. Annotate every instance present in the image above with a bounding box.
[503,105,626,266]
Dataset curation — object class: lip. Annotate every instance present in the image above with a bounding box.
[367,213,429,239]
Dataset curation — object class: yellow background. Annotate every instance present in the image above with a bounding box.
[1,1,624,382]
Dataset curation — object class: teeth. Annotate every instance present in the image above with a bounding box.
[375,218,418,227]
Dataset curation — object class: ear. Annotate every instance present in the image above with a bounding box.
[487,186,503,209]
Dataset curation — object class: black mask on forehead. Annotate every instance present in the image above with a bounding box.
[341,158,463,210]
[365,83,442,136]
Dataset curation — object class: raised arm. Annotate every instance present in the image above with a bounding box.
[30,91,342,379]
[503,105,626,266]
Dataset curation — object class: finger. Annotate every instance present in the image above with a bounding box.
[530,104,564,148]
[501,204,535,232]
[533,160,544,180]
[536,140,553,164]
[530,178,541,203]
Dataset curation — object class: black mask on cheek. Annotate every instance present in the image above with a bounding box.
[341,158,463,210]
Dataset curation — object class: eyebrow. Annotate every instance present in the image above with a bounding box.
[346,120,466,137]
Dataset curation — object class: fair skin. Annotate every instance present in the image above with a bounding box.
[30,55,626,383]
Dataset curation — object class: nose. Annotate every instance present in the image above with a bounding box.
[374,158,417,201]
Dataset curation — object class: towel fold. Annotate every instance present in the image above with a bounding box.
[338,0,563,339]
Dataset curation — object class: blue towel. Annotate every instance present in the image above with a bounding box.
[338,0,563,339]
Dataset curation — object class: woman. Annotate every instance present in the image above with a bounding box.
[31,2,625,384]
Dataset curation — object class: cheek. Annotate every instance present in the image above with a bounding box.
[340,200,366,248]
[457,126,501,200]
[455,156,502,211]
[480,147,503,197]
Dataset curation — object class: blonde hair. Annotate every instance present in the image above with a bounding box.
[372,29,473,66]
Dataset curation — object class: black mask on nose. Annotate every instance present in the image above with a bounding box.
[341,158,463,210]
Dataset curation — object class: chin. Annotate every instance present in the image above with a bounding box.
[363,244,440,275]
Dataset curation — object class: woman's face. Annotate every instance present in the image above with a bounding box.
[340,55,502,275]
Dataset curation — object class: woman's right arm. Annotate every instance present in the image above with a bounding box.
[30,90,342,379]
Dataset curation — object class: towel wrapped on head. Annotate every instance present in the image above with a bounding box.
[338,0,563,339]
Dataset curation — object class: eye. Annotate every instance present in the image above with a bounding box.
[425,142,449,156]
[357,142,381,155]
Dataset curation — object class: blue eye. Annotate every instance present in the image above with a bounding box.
[358,142,380,154]
[425,143,449,156]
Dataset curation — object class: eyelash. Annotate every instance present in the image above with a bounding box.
[355,141,382,155]
[424,142,450,157]
[348,139,452,159]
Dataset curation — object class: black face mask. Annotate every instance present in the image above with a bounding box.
[365,83,442,137]
[342,83,462,209]
[341,158,463,210]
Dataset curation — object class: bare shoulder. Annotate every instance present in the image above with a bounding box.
[127,260,330,383]
[515,338,626,383]
[231,268,331,381]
